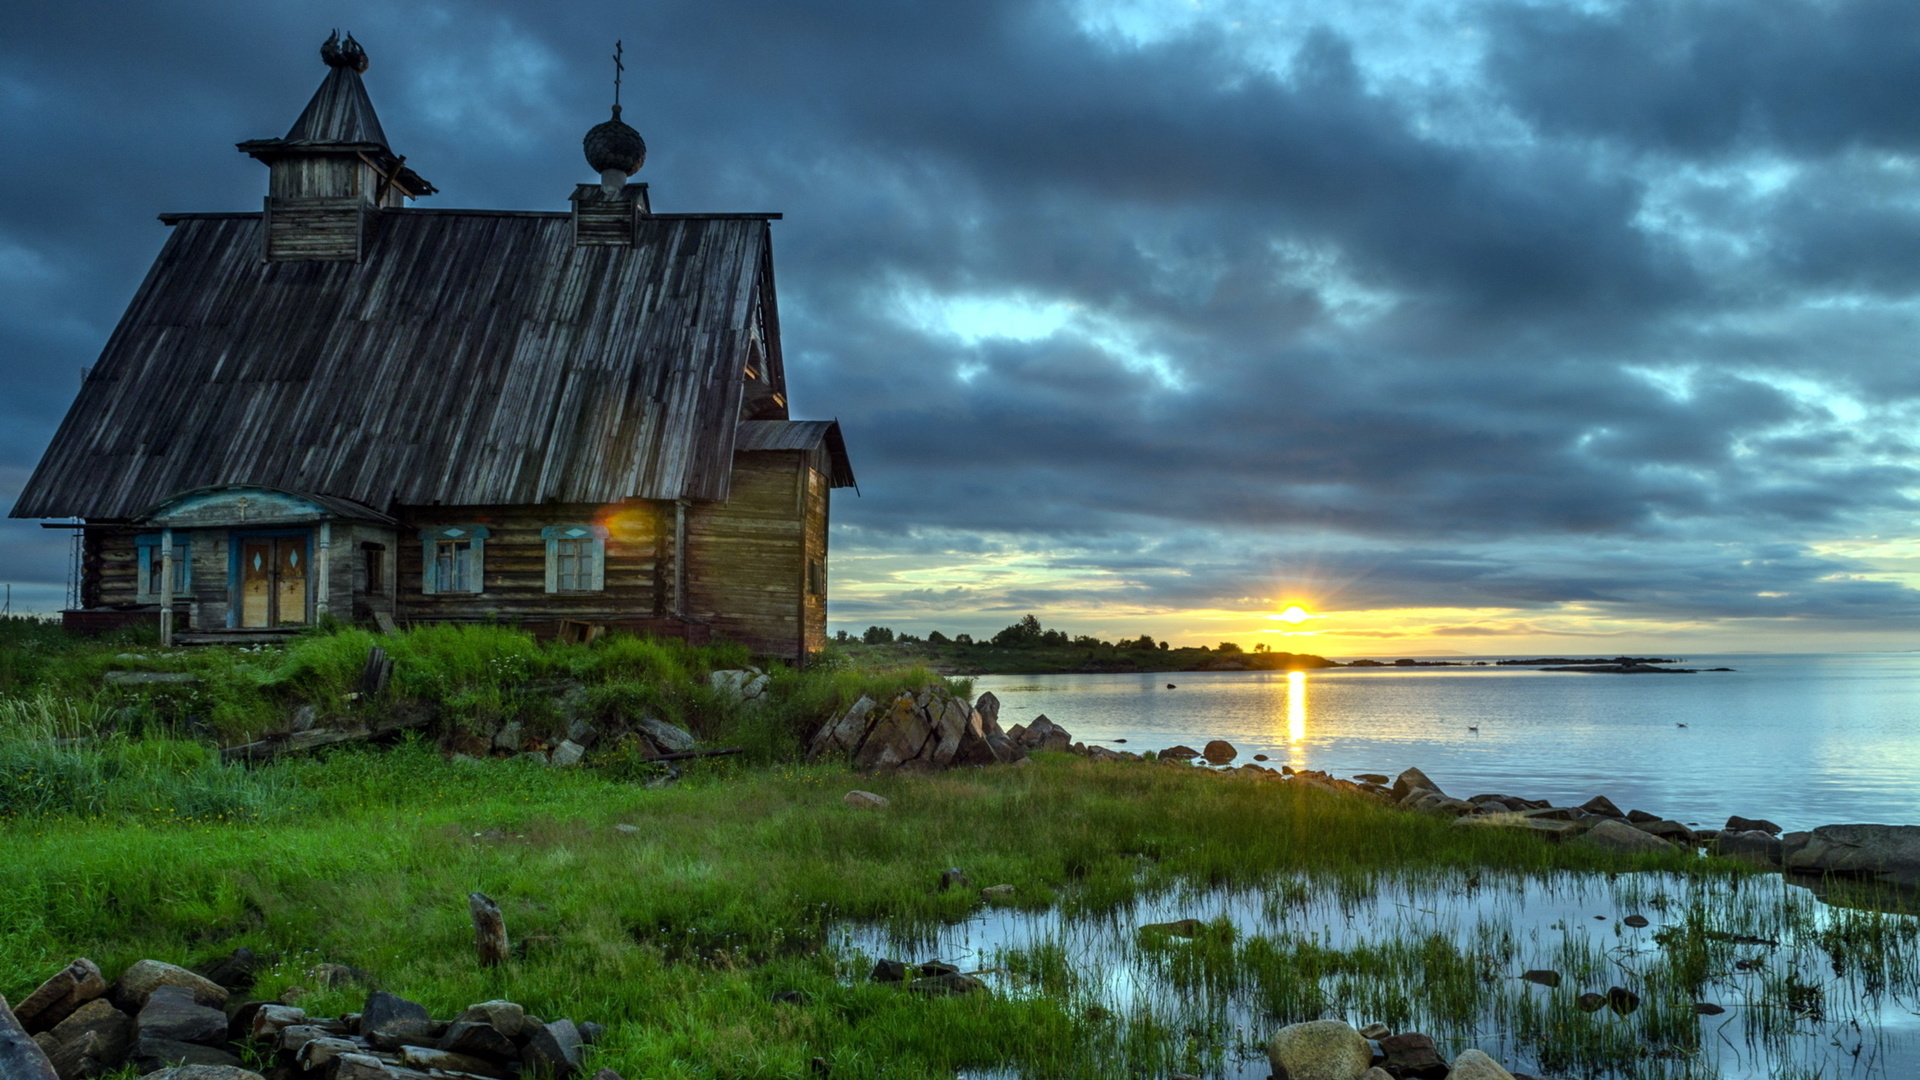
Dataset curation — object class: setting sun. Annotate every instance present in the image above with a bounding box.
[1274,605,1313,624]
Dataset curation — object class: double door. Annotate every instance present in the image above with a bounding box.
[239,536,309,627]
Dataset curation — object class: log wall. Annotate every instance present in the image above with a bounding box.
[685,452,814,661]
[395,503,663,624]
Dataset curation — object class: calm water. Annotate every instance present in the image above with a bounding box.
[974,654,1920,832]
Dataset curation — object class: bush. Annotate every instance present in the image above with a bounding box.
[862,626,895,645]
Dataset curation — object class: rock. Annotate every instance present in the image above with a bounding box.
[307,963,371,989]
[1784,824,1920,888]
[14,958,109,1033]
[1254,754,1270,761]
[1521,806,1580,822]
[1357,1023,1390,1041]
[1717,830,1783,867]
[1781,830,1812,863]
[1452,813,1579,841]
[492,722,524,752]
[1391,768,1442,801]
[843,790,889,809]
[548,740,585,767]
[438,1022,518,1061]
[47,1029,107,1080]
[136,1068,264,1080]
[1520,970,1561,988]
[636,717,696,754]
[521,1020,583,1079]
[453,1001,524,1040]
[1606,986,1641,1015]
[1359,1070,1394,1080]
[1354,774,1389,785]
[1579,795,1625,818]
[1626,809,1660,823]
[1160,745,1200,760]
[852,695,935,770]
[1632,819,1695,844]
[366,1020,439,1052]
[973,692,1003,734]
[1695,1002,1726,1015]
[136,987,228,1046]
[114,961,228,1014]
[938,868,972,891]
[1580,819,1674,855]
[294,1037,361,1071]
[1622,914,1650,928]
[330,1052,397,1080]
[870,959,913,983]
[808,696,875,759]
[131,1038,242,1072]
[191,950,262,994]
[1575,992,1606,1012]
[980,884,1016,902]
[1445,1049,1516,1080]
[907,973,986,996]
[1267,1020,1372,1080]
[708,669,770,702]
[244,1004,305,1043]
[400,1046,507,1078]
[1016,715,1072,752]
[46,999,133,1065]
[360,992,429,1040]
[1140,919,1203,938]
[613,823,642,835]
[565,719,598,747]
[1201,740,1237,763]
[1726,815,1783,836]
[1379,1032,1446,1079]
[577,1022,605,1047]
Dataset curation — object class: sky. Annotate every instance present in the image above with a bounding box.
[5,0,1920,655]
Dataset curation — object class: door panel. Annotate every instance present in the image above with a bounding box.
[274,539,308,625]
[240,541,273,628]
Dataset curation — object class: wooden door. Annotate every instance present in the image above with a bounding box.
[240,541,273,628]
[274,539,308,625]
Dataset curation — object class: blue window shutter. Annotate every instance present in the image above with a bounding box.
[544,538,559,593]
[469,537,486,594]
[421,541,438,595]
[589,537,606,591]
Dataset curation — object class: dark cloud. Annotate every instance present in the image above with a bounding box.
[4,0,1920,641]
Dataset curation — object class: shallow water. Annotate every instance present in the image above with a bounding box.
[835,871,1920,1079]
[973,654,1920,832]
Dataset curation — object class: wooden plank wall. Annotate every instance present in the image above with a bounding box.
[685,452,806,660]
[802,467,830,657]
[395,503,662,624]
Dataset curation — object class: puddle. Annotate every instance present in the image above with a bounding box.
[833,871,1920,1079]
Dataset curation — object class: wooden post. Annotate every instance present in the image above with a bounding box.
[158,528,174,647]
[672,501,688,617]
[469,892,508,968]
[316,521,332,620]
[0,994,60,1080]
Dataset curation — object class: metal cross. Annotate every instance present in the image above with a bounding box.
[612,39,625,108]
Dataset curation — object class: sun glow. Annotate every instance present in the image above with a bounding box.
[1273,605,1313,624]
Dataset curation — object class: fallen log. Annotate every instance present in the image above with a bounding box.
[469,893,509,968]
[647,747,744,763]
[221,727,373,764]
[0,995,59,1080]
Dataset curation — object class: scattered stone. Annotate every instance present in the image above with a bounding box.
[48,1030,108,1080]
[1358,1070,1393,1080]
[492,722,524,752]
[980,884,1016,902]
[521,1020,583,1079]
[1446,1049,1517,1080]
[1268,1020,1372,1080]
[1622,914,1650,928]
[1452,813,1580,841]
[1520,970,1561,988]
[1159,745,1200,760]
[566,719,598,747]
[1632,820,1696,844]
[1575,993,1606,1012]
[244,1006,304,1044]
[709,669,770,702]
[1606,986,1641,1015]
[770,990,811,1006]
[438,1022,517,1061]
[131,1038,242,1072]
[636,717,697,754]
[1354,773,1389,784]
[1726,815,1783,836]
[1626,809,1660,824]
[1695,1002,1726,1015]
[1253,754,1269,761]
[135,987,228,1047]
[1391,767,1442,801]
[330,1052,397,1080]
[454,1001,524,1040]
[1378,1032,1447,1079]
[548,740,586,767]
[1579,795,1625,818]
[360,992,429,1040]
[190,950,261,995]
[1358,1022,1390,1040]
[870,960,912,983]
[400,1046,505,1078]
[842,790,889,809]
[1201,740,1237,763]
[1580,819,1674,855]
[937,868,972,892]
[307,964,371,989]
[14,958,109,1034]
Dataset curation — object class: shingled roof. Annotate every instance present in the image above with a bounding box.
[12,209,794,519]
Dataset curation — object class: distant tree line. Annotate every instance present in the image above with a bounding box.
[835,614,1276,653]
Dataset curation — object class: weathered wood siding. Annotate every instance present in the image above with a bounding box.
[264,198,366,261]
[395,504,662,624]
[803,467,830,658]
[685,452,807,660]
[92,530,140,607]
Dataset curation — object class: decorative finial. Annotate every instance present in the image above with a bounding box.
[583,39,646,196]
[320,30,369,73]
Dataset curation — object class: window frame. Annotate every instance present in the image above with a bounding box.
[418,526,489,595]
[541,525,609,593]
[134,534,191,599]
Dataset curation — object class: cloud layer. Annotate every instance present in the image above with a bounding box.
[5,0,1920,649]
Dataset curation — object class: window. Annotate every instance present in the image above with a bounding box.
[362,543,386,593]
[135,534,191,597]
[418,526,488,595]
[542,525,608,593]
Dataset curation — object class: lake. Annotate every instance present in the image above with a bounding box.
[973,654,1920,832]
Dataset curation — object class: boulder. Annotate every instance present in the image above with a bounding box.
[1160,745,1200,760]
[1626,809,1660,824]
[1378,1032,1446,1079]
[1716,830,1783,867]
[191,950,261,995]
[47,1030,107,1080]
[135,987,227,1047]
[808,696,875,760]
[1633,820,1696,844]
[1781,830,1812,863]
[1357,1023,1390,1040]
[548,740,585,767]
[492,722,524,752]
[843,790,889,809]
[136,1068,264,1080]
[521,1020,583,1079]
[1016,716,1072,753]
[400,1046,508,1078]
[14,959,109,1034]
[1519,970,1561,988]
[1580,819,1674,855]
[360,992,429,1040]
[330,1052,398,1080]
[1391,768,1442,801]
[1726,815,1783,836]
[294,1038,360,1072]
[47,999,133,1066]
[1267,1020,1372,1080]
[113,962,227,1013]
[565,719,598,748]
[636,717,696,754]
[453,1001,525,1040]
[869,959,913,983]
[852,695,934,771]
[980,884,1016,902]
[1579,795,1625,818]
[1785,824,1920,888]
[708,669,769,702]
[1201,740,1237,764]
[438,1022,518,1061]
[1445,1049,1516,1080]
[272,1025,335,1056]
[130,1038,242,1072]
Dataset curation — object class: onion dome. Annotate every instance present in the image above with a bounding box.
[584,105,646,195]
[319,30,369,74]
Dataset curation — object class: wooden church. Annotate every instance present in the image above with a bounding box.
[10,33,854,661]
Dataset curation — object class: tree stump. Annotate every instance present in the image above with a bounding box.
[469,893,509,968]
[0,995,59,1080]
